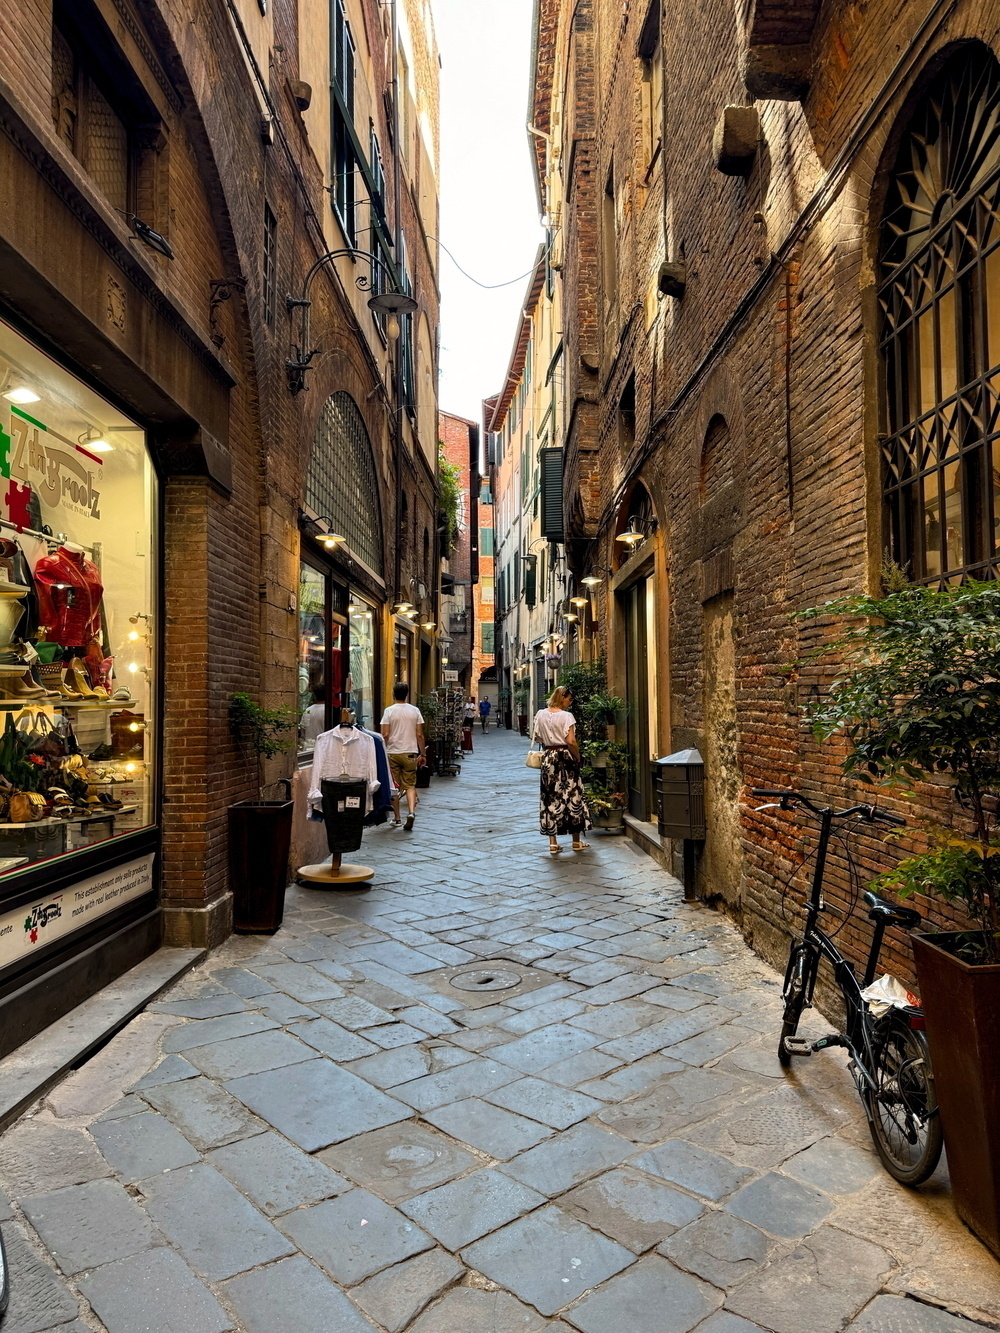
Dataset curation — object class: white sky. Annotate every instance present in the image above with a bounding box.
[430,0,544,425]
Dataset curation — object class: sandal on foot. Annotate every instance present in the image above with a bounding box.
[572,842,590,851]
[548,843,561,855]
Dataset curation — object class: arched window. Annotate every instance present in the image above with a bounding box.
[700,414,732,502]
[306,392,383,575]
[879,48,1000,583]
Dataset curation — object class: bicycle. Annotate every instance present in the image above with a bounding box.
[752,788,943,1186]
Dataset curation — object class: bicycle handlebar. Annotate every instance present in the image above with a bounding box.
[750,788,906,827]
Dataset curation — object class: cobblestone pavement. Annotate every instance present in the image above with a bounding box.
[1,727,997,1333]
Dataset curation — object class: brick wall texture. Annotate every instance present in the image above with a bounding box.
[540,0,1000,987]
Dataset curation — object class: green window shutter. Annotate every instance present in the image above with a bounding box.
[482,623,495,654]
[540,448,564,541]
[481,528,494,556]
[524,554,537,609]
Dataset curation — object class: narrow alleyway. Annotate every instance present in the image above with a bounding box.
[0,729,996,1333]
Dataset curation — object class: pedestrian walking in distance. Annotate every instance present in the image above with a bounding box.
[380,682,426,831]
[478,696,492,732]
[533,686,591,853]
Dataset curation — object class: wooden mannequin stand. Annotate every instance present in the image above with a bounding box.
[297,853,374,886]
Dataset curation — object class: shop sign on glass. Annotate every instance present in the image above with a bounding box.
[0,854,153,967]
[4,407,103,520]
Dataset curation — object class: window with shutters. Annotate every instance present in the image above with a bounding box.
[879,48,1000,584]
[540,448,565,541]
[637,0,663,175]
[306,392,383,575]
[482,623,495,654]
[331,0,356,240]
[481,577,494,604]
[480,528,494,556]
[524,554,537,608]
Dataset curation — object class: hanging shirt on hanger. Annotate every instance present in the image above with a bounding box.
[361,727,395,825]
[309,725,379,813]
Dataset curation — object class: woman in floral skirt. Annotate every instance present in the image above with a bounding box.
[532,686,591,853]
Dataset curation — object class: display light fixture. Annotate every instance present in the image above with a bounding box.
[4,387,40,404]
[78,428,113,453]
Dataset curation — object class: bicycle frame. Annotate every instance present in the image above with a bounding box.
[785,805,894,1094]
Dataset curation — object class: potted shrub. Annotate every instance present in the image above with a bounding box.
[586,786,628,831]
[801,578,1000,1254]
[514,682,530,736]
[228,691,295,934]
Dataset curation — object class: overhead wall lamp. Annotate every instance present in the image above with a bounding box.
[581,574,603,587]
[303,515,348,549]
[286,249,418,394]
[615,527,646,549]
[569,596,589,607]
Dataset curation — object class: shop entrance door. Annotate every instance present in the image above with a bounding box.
[622,578,652,819]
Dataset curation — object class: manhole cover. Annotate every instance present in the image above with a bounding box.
[449,967,522,992]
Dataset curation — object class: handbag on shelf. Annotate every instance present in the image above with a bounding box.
[525,741,544,769]
[8,790,45,823]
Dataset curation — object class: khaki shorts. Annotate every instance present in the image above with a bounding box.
[389,752,419,790]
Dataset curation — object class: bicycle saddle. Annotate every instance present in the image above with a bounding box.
[863,890,922,929]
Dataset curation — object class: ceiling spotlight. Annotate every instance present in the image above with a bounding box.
[3,387,40,404]
[79,428,113,453]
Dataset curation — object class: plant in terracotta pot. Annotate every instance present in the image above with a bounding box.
[228,692,296,934]
[581,739,631,832]
[800,578,1000,1252]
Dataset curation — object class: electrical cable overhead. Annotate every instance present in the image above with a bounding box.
[430,235,550,290]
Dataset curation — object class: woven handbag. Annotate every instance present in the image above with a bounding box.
[525,743,544,769]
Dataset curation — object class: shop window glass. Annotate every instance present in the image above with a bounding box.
[349,603,377,729]
[880,48,1000,582]
[0,317,157,874]
[298,563,327,755]
[394,628,410,686]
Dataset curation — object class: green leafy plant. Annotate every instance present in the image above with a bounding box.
[798,580,1000,961]
[558,659,608,742]
[437,447,461,556]
[513,682,529,710]
[417,693,440,740]
[582,693,627,731]
[230,692,295,796]
[584,785,628,817]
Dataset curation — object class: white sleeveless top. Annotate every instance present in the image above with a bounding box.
[532,708,576,746]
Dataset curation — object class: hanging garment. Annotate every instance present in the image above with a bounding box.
[309,725,379,813]
[361,727,395,826]
[33,546,103,647]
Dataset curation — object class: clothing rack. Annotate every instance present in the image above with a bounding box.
[0,518,97,558]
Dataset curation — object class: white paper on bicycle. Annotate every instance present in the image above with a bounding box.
[860,974,921,1016]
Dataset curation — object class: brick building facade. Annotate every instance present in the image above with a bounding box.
[0,0,439,1053]
[530,0,1000,986]
[438,410,479,693]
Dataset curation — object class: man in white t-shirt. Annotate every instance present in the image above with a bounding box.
[380,682,426,830]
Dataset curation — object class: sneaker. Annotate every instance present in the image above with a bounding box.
[404,814,415,831]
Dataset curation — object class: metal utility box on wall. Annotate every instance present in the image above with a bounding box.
[654,749,706,840]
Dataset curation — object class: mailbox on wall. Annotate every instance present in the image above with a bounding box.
[654,749,706,840]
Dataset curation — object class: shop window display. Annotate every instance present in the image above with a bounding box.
[0,318,156,872]
[349,602,376,729]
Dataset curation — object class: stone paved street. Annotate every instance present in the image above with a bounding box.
[0,727,997,1333]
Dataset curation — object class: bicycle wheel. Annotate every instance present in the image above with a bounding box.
[778,945,810,1066]
[865,1015,943,1185]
